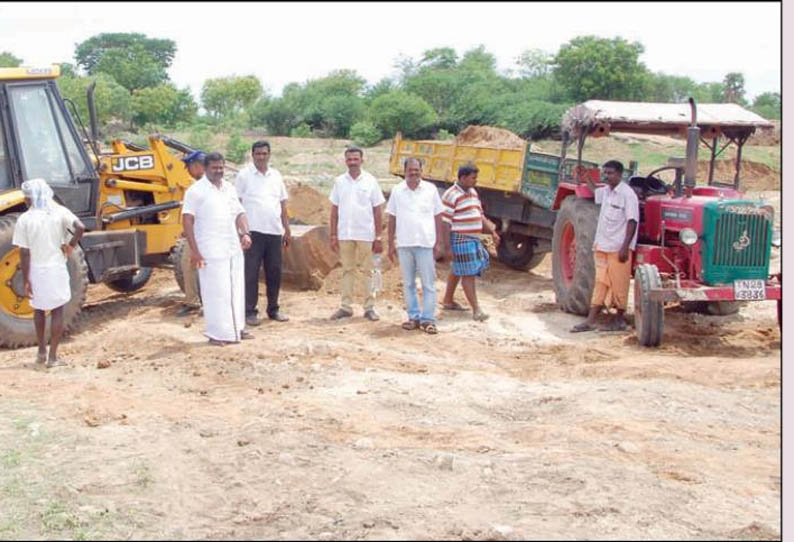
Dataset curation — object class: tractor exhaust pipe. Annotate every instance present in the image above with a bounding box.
[684,97,699,195]
[87,80,99,142]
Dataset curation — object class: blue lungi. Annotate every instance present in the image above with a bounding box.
[451,233,490,277]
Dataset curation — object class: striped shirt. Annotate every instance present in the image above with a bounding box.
[441,183,484,234]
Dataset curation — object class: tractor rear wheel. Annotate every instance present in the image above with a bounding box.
[105,267,152,294]
[552,196,598,315]
[634,264,664,347]
[0,213,89,348]
[497,233,547,271]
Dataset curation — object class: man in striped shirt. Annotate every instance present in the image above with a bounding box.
[440,163,500,321]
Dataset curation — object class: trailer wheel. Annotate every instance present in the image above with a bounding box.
[105,267,152,294]
[497,233,547,271]
[552,196,598,315]
[0,213,88,348]
[634,264,664,347]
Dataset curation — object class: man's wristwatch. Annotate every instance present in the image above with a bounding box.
[374,236,382,241]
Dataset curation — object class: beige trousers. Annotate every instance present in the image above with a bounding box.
[339,240,374,312]
[181,242,201,307]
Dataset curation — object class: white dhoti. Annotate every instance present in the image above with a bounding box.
[30,263,71,311]
[198,252,245,342]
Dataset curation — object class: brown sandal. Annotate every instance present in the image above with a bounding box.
[402,319,420,330]
[420,322,438,334]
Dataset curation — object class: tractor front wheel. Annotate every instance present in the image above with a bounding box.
[634,263,664,347]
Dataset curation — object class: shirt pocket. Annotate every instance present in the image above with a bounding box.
[354,187,372,207]
[605,202,625,223]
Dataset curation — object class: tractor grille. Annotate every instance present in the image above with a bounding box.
[702,201,772,284]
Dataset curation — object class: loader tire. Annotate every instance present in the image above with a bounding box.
[0,213,88,348]
[552,196,598,315]
[497,233,547,271]
[172,237,189,293]
[105,267,152,294]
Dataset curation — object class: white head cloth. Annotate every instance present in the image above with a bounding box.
[21,178,55,212]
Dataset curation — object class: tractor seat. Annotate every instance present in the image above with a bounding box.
[629,175,668,199]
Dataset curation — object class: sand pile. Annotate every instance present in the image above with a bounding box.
[455,125,526,149]
[696,159,779,191]
[287,181,331,225]
[747,121,780,146]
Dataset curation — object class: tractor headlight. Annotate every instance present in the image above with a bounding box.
[679,228,698,246]
[772,228,781,248]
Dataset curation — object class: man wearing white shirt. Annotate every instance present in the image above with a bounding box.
[386,158,444,334]
[182,152,253,345]
[236,141,291,325]
[328,146,385,321]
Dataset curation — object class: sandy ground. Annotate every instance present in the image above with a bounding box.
[0,246,781,539]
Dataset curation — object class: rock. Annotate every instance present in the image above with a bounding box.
[353,437,374,449]
[492,524,514,537]
[97,360,111,369]
[434,453,454,471]
[237,439,251,447]
[615,441,640,454]
[363,520,375,529]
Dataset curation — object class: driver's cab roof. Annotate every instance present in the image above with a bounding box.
[562,100,773,138]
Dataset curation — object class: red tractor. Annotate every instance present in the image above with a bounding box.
[553,98,781,346]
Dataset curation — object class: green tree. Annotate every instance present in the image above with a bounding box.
[75,33,176,74]
[259,97,300,135]
[320,94,365,137]
[516,48,553,78]
[201,75,263,119]
[57,72,132,128]
[131,83,197,127]
[723,72,746,105]
[93,44,169,92]
[369,90,437,138]
[0,51,23,67]
[644,72,701,103]
[752,91,780,119]
[419,47,458,70]
[552,35,649,101]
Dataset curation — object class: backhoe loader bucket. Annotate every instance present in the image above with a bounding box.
[281,225,339,290]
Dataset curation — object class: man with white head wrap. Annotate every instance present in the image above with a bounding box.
[12,178,85,367]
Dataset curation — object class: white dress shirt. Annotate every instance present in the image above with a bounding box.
[328,170,385,242]
[182,176,246,259]
[235,163,288,235]
[385,179,443,248]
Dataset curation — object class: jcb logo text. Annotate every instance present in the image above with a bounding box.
[112,155,155,172]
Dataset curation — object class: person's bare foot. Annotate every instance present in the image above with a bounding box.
[46,358,67,368]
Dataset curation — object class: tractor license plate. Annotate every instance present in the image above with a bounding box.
[734,279,766,300]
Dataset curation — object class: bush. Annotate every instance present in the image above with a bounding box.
[497,101,569,140]
[290,123,312,138]
[188,127,214,152]
[436,129,454,140]
[350,121,382,147]
[369,90,437,138]
[225,131,249,164]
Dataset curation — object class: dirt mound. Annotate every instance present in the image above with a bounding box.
[747,121,780,146]
[696,159,779,191]
[287,181,331,225]
[455,125,526,149]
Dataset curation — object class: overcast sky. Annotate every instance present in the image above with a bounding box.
[0,2,781,101]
